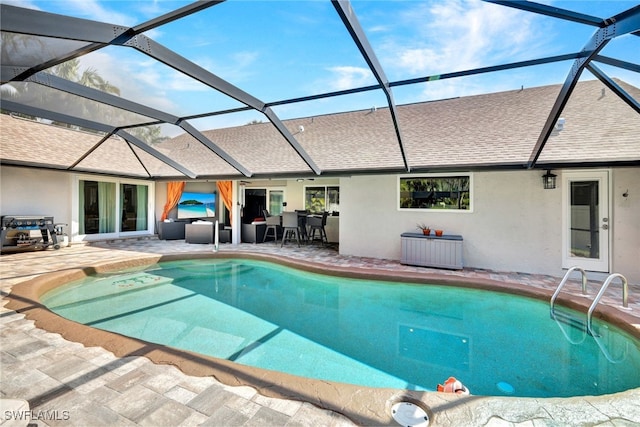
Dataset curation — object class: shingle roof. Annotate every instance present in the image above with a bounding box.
[1,78,638,179]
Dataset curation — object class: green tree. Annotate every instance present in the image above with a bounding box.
[126,125,169,145]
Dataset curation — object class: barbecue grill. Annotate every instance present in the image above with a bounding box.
[1,215,60,253]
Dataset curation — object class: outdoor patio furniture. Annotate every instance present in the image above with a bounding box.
[185,221,214,244]
[218,225,231,243]
[157,220,187,240]
[308,212,329,246]
[281,211,301,247]
[262,210,281,243]
[242,223,266,243]
[296,210,309,242]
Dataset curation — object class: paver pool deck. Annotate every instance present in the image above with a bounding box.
[1,238,639,426]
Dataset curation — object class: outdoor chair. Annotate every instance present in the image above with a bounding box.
[308,211,329,246]
[295,210,309,242]
[262,209,280,242]
[281,211,301,247]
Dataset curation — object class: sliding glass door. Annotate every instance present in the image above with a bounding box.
[76,177,152,238]
[79,180,116,234]
[120,183,148,231]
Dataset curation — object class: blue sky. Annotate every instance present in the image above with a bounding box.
[4,0,639,134]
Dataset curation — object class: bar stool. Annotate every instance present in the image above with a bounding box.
[295,210,309,243]
[281,211,301,247]
[262,209,280,243]
[308,211,329,245]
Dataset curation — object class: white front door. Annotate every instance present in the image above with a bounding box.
[562,170,610,272]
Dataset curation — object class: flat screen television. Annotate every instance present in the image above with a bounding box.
[177,192,216,219]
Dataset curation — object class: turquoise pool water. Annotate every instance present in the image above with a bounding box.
[41,259,640,398]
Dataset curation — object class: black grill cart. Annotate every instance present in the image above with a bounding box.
[1,215,60,253]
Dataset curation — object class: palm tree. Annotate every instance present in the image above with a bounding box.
[78,67,120,96]
[50,60,80,81]
[1,33,45,102]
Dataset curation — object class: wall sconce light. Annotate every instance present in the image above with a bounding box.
[542,170,557,189]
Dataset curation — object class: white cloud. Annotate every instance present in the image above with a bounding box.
[325,66,375,91]
[386,0,549,76]
[1,0,41,10]
[192,50,260,85]
[63,0,135,25]
[77,51,180,113]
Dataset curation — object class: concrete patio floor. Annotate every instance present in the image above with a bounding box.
[1,237,639,426]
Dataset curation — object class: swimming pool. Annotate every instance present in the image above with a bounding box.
[40,257,640,398]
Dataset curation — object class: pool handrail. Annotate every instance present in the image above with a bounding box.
[550,266,588,314]
[587,273,629,336]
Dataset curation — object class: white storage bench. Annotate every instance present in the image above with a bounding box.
[400,232,463,270]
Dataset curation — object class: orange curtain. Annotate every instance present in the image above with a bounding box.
[161,181,185,221]
[216,181,233,221]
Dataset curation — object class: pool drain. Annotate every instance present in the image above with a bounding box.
[497,381,515,394]
[391,401,429,427]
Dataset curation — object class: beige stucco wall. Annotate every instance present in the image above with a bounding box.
[0,166,73,229]
[611,168,640,282]
[339,168,640,283]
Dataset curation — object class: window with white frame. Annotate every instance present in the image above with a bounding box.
[399,175,471,210]
[304,186,339,214]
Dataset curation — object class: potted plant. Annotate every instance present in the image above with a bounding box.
[435,229,444,236]
[417,223,431,235]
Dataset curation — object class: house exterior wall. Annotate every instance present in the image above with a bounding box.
[2,165,638,283]
[339,168,640,283]
[0,166,72,231]
[1,166,156,242]
[612,168,640,281]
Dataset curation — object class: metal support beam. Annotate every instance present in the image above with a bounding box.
[0,4,127,42]
[178,121,254,177]
[9,43,109,83]
[392,53,586,87]
[132,1,225,34]
[1,100,196,178]
[27,72,177,124]
[332,0,409,172]
[114,130,197,179]
[586,63,640,114]
[121,34,265,111]
[262,108,321,174]
[1,100,116,134]
[4,9,311,177]
[0,5,123,82]
[181,51,592,118]
[68,132,115,171]
[119,34,318,174]
[25,72,253,176]
[483,0,605,27]
[527,6,640,168]
[594,55,640,73]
